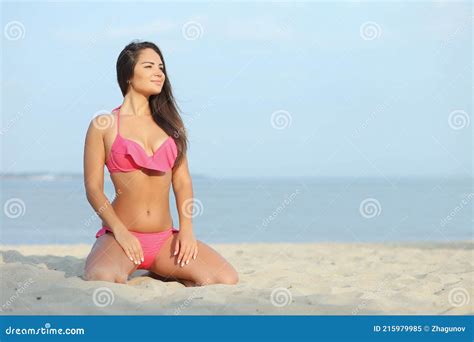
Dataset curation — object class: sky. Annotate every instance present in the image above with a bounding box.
[1,1,472,179]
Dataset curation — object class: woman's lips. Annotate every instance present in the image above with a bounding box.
[151,81,162,86]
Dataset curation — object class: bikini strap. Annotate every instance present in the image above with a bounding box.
[117,106,120,135]
[112,105,121,136]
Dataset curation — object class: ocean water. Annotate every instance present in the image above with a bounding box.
[0,176,472,245]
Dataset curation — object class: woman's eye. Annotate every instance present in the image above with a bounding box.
[144,66,163,71]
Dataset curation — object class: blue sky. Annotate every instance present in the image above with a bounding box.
[1,1,472,178]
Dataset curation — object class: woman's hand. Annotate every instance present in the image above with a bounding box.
[114,229,144,266]
[174,229,198,267]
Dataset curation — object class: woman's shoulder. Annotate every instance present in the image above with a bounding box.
[89,111,117,134]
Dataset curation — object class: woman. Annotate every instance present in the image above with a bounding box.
[83,41,238,287]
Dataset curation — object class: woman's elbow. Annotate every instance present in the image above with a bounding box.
[85,186,103,202]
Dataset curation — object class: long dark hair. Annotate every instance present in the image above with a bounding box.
[116,40,188,169]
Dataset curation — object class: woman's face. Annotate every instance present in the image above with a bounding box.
[129,48,166,96]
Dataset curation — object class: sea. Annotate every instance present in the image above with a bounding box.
[1,174,472,245]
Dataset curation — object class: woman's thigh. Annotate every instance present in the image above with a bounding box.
[84,232,138,283]
[148,233,238,286]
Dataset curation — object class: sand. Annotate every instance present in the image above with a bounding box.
[0,241,472,315]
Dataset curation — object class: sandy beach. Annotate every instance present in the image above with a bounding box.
[0,241,472,315]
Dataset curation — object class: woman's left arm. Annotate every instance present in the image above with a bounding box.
[172,154,198,267]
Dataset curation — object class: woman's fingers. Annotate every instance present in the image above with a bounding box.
[183,245,197,266]
[125,247,134,263]
[134,244,143,265]
[179,245,189,267]
[185,246,195,266]
[134,241,144,264]
[177,248,185,265]
[117,237,134,263]
[128,246,138,265]
[131,238,144,265]
[174,240,180,257]
[126,242,140,265]
[115,232,143,265]
[177,244,186,265]
[128,247,138,264]
[181,247,190,267]
[175,241,198,267]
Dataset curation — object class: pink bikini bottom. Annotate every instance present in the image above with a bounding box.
[95,226,179,270]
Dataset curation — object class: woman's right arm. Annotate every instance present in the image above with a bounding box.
[83,115,144,265]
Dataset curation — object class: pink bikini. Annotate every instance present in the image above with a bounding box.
[95,105,179,270]
[105,105,177,173]
[95,227,179,269]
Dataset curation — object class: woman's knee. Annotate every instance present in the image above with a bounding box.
[84,268,127,284]
[83,269,113,282]
[217,269,239,285]
[197,268,238,286]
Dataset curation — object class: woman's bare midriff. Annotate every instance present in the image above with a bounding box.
[101,114,175,234]
[102,171,174,233]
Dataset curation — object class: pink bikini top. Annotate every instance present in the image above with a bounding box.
[105,105,178,174]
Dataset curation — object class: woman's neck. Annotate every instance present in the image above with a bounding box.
[121,93,152,117]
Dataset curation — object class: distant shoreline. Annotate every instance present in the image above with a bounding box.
[1,173,472,182]
[1,240,473,250]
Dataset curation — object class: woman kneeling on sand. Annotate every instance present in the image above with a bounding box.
[82,40,238,287]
